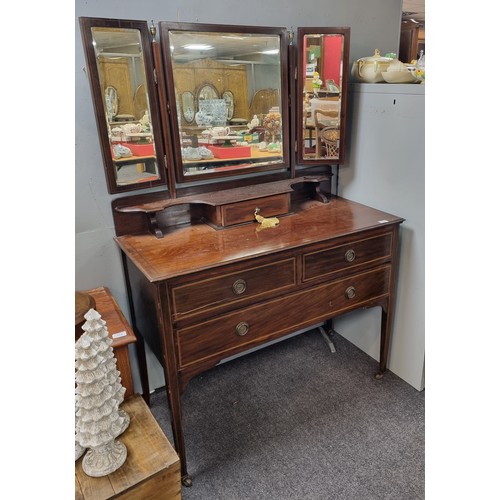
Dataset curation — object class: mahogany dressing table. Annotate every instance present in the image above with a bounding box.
[79,19,405,486]
[112,187,404,486]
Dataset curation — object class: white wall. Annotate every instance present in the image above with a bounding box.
[335,83,425,390]
[75,0,404,392]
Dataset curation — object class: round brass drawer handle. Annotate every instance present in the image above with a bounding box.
[344,249,356,263]
[232,278,247,295]
[235,321,250,336]
[345,286,356,299]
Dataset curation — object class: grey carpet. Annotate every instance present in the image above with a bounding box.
[149,330,424,500]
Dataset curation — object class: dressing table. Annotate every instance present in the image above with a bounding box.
[80,18,404,486]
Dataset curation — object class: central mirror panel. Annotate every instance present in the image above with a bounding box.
[160,23,290,182]
[296,27,350,165]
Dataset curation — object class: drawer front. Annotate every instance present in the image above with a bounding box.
[303,233,392,282]
[202,193,290,228]
[221,193,290,226]
[177,265,390,367]
[171,258,296,318]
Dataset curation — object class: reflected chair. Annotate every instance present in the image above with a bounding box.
[314,108,340,158]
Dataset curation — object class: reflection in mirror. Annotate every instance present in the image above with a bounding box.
[297,28,350,165]
[222,91,234,121]
[104,86,118,118]
[90,26,161,187]
[80,16,172,193]
[161,24,288,180]
[196,83,219,104]
[181,91,195,123]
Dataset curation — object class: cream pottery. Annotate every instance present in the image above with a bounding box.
[351,49,393,83]
[211,126,230,137]
[386,58,408,72]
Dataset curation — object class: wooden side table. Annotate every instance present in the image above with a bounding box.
[78,286,149,400]
[75,395,181,499]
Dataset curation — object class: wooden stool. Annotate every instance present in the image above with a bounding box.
[75,395,181,500]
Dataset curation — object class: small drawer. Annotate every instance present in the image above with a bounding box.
[203,193,290,228]
[303,233,393,282]
[177,265,390,367]
[171,258,296,318]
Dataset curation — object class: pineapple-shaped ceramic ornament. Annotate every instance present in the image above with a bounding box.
[75,308,130,477]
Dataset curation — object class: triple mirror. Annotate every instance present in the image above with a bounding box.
[80,19,350,194]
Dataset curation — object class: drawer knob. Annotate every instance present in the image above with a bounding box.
[232,279,247,295]
[345,286,356,299]
[235,321,250,336]
[344,249,356,263]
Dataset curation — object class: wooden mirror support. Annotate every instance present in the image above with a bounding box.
[112,175,331,238]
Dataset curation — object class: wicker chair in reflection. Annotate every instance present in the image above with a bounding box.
[314,108,340,158]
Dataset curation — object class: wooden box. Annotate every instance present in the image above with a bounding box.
[207,144,251,158]
[75,395,180,500]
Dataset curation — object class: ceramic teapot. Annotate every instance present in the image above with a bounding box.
[351,49,393,83]
[121,122,142,134]
[211,126,230,137]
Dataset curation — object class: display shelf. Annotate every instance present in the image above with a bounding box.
[113,155,156,163]
[182,150,281,164]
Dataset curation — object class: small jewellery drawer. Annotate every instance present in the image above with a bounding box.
[204,193,290,228]
[303,233,393,282]
[177,265,390,367]
[171,258,296,318]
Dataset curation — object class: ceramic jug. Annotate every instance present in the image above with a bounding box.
[211,126,230,137]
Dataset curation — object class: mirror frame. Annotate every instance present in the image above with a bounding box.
[79,17,169,194]
[196,83,219,104]
[159,22,290,184]
[296,27,350,166]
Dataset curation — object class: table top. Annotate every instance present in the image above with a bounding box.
[115,196,404,283]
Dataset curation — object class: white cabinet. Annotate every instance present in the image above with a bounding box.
[336,83,425,391]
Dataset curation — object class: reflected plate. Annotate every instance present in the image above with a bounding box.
[381,71,417,84]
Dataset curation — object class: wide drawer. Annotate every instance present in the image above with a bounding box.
[303,232,393,282]
[177,265,390,367]
[171,257,296,318]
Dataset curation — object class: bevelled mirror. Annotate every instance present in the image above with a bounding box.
[296,27,350,165]
[159,22,290,182]
[80,17,169,193]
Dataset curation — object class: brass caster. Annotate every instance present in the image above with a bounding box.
[375,371,384,380]
[182,475,193,487]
